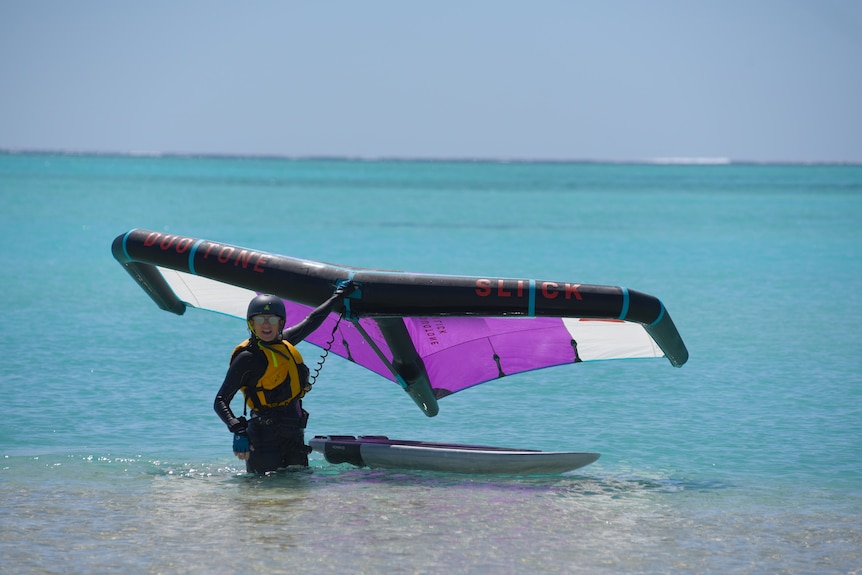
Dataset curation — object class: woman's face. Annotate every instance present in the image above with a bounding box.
[251,314,284,342]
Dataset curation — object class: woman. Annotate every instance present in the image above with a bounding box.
[213,283,354,473]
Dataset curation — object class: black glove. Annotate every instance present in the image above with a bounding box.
[228,416,248,434]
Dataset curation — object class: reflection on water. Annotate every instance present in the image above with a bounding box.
[3,453,858,574]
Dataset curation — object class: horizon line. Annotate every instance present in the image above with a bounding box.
[1,147,860,166]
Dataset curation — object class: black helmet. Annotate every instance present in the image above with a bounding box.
[246,294,286,319]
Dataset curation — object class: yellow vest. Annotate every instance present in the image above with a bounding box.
[232,339,306,411]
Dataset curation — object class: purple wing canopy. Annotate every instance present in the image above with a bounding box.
[113,229,688,416]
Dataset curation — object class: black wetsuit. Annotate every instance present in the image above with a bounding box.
[213,288,349,473]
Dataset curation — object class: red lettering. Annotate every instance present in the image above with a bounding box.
[542,282,558,299]
[566,283,583,300]
[159,235,177,250]
[217,246,234,263]
[474,278,581,301]
[143,232,197,255]
[176,237,194,254]
[192,242,266,272]
[235,250,254,267]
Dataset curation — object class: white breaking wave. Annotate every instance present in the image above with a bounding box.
[648,157,732,165]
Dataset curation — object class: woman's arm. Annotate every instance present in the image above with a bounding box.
[213,352,253,432]
[282,282,355,345]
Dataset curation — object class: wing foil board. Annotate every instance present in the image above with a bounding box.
[309,435,600,475]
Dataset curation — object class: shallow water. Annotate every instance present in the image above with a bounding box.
[1,154,860,573]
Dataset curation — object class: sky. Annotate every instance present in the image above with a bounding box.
[1,1,861,163]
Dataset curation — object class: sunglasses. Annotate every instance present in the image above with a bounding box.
[251,315,281,326]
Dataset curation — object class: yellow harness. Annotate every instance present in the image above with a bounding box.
[232,338,306,411]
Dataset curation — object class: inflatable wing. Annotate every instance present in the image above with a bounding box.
[113,229,688,417]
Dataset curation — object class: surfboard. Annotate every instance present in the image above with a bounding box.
[309,435,600,475]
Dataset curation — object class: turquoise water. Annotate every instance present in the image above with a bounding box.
[1,153,861,574]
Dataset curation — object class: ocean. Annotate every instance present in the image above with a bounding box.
[1,153,860,574]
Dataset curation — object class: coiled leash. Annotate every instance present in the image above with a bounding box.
[308,308,346,388]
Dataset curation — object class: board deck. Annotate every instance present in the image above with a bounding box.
[310,435,600,475]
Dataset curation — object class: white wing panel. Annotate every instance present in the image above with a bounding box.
[562,318,662,361]
[157,267,256,319]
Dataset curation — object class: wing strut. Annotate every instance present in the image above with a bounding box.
[350,317,439,417]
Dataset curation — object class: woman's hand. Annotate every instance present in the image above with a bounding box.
[233,433,254,460]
